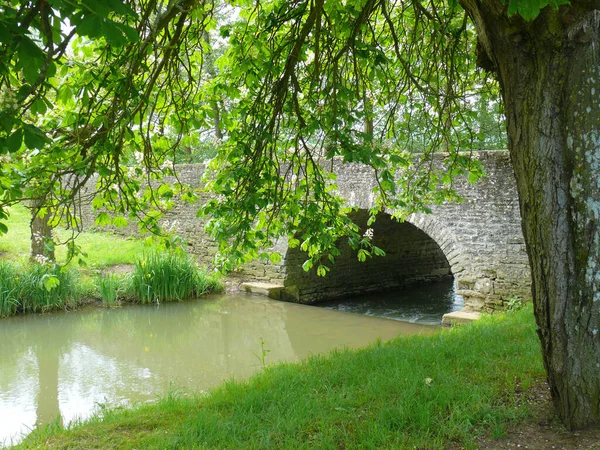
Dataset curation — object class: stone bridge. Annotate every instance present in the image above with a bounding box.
[84,151,532,312]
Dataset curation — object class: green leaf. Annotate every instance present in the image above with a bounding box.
[269,252,281,264]
[316,265,330,277]
[91,196,105,209]
[0,222,8,234]
[31,98,47,115]
[113,215,128,227]
[98,166,112,176]
[41,274,60,292]
[23,124,50,149]
[467,171,479,184]
[372,246,386,257]
[95,212,111,226]
[17,37,45,84]
[105,0,139,18]
[113,21,139,42]
[6,128,23,153]
[82,0,111,18]
[357,249,370,262]
[0,23,12,44]
[76,14,103,39]
[102,19,129,47]
[57,85,73,105]
[506,0,569,20]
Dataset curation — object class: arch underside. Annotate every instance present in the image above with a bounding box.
[282,210,456,304]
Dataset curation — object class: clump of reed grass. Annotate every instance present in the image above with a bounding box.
[0,261,81,316]
[130,251,221,304]
[18,263,81,313]
[97,273,123,306]
[0,261,20,317]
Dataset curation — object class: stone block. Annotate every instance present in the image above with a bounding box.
[240,282,285,300]
[441,311,481,327]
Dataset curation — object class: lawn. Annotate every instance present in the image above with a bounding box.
[0,204,147,268]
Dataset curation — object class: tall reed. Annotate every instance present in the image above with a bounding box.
[0,262,20,317]
[18,264,80,313]
[131,252,220,304]
[97,273,123,306]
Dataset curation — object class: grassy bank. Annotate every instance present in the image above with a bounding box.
[0,206,222,317]
[0,205,147,267]
[17,306,544,449]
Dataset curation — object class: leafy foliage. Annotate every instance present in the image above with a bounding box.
[506,0,570,21]
[0,0,502,273]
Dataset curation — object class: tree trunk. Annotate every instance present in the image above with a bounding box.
[461,1,600,430]
[30,198,55,263]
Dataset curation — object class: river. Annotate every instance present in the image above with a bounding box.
[0,282,461,446]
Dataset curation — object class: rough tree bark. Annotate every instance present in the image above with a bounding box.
[460,0,600,430]
[29,198,55,263]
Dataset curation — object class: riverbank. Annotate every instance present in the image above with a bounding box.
[0,206,222,317]
[15,306,550,449]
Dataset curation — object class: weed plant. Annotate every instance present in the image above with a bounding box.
[131,252,220,303]
[0,262,20,317]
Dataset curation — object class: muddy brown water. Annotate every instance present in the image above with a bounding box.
[0,289,458,446]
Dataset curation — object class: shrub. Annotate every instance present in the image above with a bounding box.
[504,295,524,312]
[131,252,221,303]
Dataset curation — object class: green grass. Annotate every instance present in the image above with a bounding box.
[16,306,545,449]
[0,261,19,316]
[0,204,147,268]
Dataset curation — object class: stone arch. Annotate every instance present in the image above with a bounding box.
[281,209,463,304]
[404,213,467,279]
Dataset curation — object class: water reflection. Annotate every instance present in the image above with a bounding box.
[0,294,434,446]
[319,280,464,324]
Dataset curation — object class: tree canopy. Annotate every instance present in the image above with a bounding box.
[0,0,502,267]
